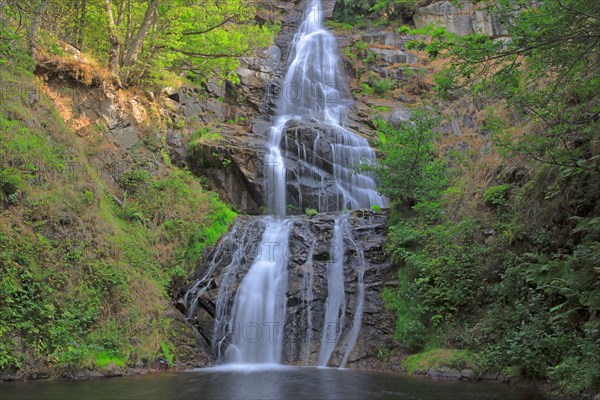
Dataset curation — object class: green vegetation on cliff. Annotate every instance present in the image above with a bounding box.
[368,0,600,395]
[0,36,235,375]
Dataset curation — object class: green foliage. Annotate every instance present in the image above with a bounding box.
[360,111,448,204]
[397,25,411,35]
[93,351,126,368]
[332,0,376,23]
[483,184,510,209]
[344,40,378,79]
[382,269,426,351]
[146,1,273,85]
[226,116,245,125]
[120,170,150,195]
[116,168,236,277]
[115,192,146,223]
[0,65,236,375]
[548,332,600,394]
[358,83,374,96]
[0,167,28,203]
[189,128,224,153]
[325,21,359,31]
[160,341,174,366]
[2,0,274,86]
[370,77,396,97]
[381,166,599,393]
[305,208,318,217]
[373,4,600,386]
[354,40,369,53]
[160,148,172,167]
[404,348,479,374]
[410,0,600,170]
[0,25,34,76]
[332,0,417,24]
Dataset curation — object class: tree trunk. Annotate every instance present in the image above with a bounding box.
[121,0,159,69]
[103,0,122,85]
[28,0,49,60]
[126,0,132,43]
[76,0,87,50]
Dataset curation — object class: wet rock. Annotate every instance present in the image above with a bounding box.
[102,362,124,377]
[67,370,105,380]
[0,366,20,381]
[183,210,396,369]
[426,367,463,380]
[189,131,265,215]
[164,305,213,369]
[236,46,282,114]
[481,371,499,381]
[461,368,476,380]
[361,32,410,48]
[126,368,149,375]
[153,358,169,371]
[27,369,51,380]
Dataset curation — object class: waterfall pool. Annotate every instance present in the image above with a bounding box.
[1,367,549,400]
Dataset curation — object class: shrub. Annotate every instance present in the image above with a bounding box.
[0,167,28,202]
[371,78,396,96]
[120,170,150,195]
[305,208,318,217]
[483,184,510,208]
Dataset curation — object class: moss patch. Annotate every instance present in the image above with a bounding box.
[404,349,480,374]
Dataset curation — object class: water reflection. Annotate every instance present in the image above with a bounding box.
[1,368,548,400]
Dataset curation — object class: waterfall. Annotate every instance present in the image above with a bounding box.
[274,0,387,213]
[222,217,291,363]
[317,216,346,366]
[187,0,387,367]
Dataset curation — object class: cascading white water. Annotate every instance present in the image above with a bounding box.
[268,1,386,213]
[317,216,346,366]
[222,217,291,364]
[338,221,367,367]
[205,0,387,366]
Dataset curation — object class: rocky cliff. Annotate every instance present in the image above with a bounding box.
[414,1,507,37]
[180,210,398,369]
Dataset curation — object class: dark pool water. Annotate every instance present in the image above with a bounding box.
[0,366,548,400]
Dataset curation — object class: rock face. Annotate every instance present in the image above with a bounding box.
[188,126,266,215]
[414,1,507,37]
[236,45,282,115]
[180,210,397,368]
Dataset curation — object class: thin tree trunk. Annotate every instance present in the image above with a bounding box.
[121,0,158,69]
[0,2,7,31]
[103,0,121,85]
[70,0,78,41]
[76,0,87,50]
[126,0,132,43]
[116,0,126,25]
[28,0,49,60]
[132,8,159,84]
